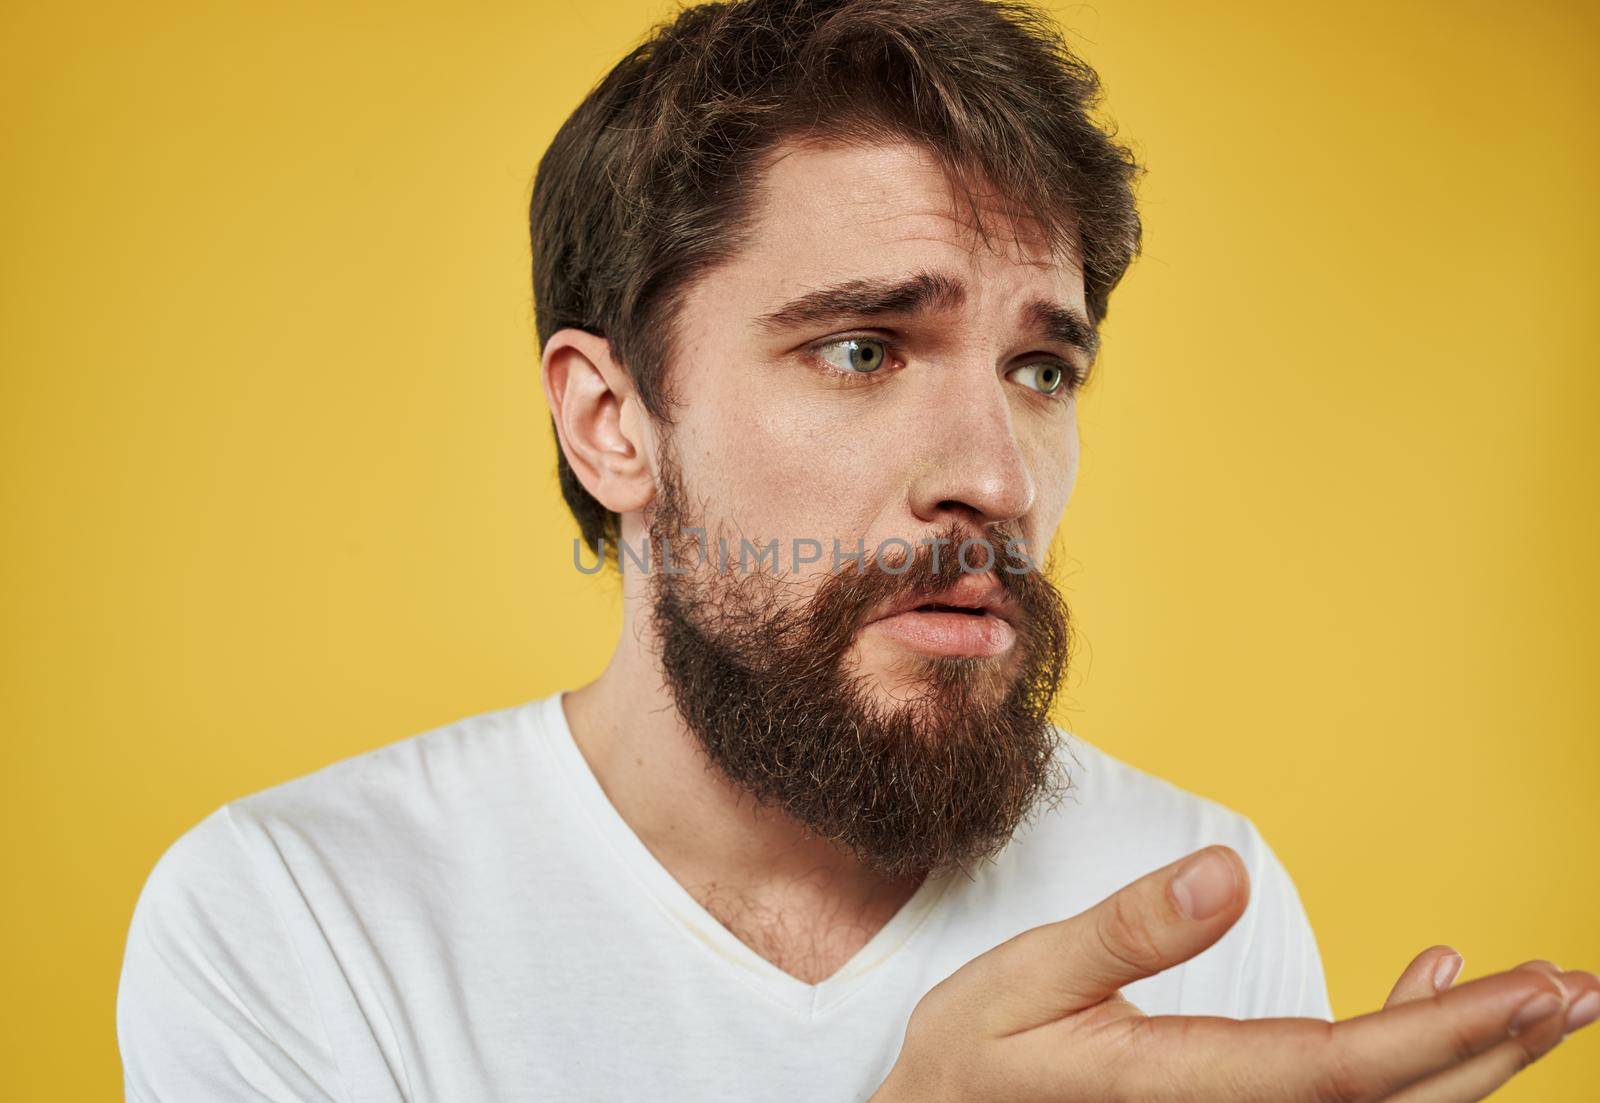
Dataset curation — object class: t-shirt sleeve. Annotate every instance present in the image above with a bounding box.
[117,806,345,1102]
[1232,821,1334,1021]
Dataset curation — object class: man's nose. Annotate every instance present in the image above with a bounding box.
[906,370,1036,528]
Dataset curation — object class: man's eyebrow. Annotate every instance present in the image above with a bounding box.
[753,271,967,333]
[1022,298,1100,364]
[752,270,1100,362]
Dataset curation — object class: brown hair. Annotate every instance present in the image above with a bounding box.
[529,0,1144,559]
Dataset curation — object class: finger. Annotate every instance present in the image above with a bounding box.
[1565,970,1600,1034]
[1383,968,1600,1103]
[1387,946,1464,1008]
[1318,967,1572,1101]
[1511,958,1561,977]
[977,845,1249,1035]
[1063,965,1575,1103]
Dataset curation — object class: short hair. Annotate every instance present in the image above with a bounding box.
[530,0,1144,559]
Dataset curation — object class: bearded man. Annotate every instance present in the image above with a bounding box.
[117,0,1597,1099]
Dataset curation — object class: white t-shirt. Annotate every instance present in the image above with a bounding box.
[117,691,1332,1102]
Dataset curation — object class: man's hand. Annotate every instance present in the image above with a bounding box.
[871,846,1599,1102]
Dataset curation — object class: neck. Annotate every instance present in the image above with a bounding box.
[561,594,925,983]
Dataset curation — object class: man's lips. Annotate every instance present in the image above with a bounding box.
[863,573,1019,658]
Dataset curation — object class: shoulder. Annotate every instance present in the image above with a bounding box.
[1007,731,1275,890]
[163,696,574,894]
[121,696,553,999]
[119,696,536,978]
[124,804,267,955]
[118,806,344,1097]
[977,731,1331,1019]
[225,697,541,839]
[118,697,560,1093]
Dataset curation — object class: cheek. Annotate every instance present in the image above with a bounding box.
[1028,416,1079,540]
[1058,422,1080,498]
[683,380,901,542]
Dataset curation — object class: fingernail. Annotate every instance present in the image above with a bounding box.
[1172,849,1235,920]
[1565,991,1600,1035]
[1432,953,1463,992]
[1510,992,1563,1035]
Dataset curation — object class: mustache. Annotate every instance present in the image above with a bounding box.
[687,520,1072,703]
[804,521,1051,637]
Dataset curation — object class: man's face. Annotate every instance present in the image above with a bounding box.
[658,136,1087,678]
[639,137,1089,875]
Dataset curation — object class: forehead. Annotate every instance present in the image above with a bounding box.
[694,136,1087,322]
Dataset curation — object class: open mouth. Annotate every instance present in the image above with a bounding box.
[866,602,1016,658]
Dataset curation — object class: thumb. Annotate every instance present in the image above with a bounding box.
[983,845,1250,1036]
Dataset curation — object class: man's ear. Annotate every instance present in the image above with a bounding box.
[540,328,657,516]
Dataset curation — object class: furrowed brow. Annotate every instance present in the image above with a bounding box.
[753,271,967,334]
[752,269,1101,367]
[1023,299,1100,364]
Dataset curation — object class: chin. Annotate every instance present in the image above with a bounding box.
[854,648,1020,711]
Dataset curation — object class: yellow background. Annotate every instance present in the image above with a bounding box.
[3,0,1596,1097]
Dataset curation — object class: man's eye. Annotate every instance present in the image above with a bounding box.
[816,337,890,374]
[1010,361,1076,397]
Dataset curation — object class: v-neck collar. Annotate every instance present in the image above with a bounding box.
[527,691,956,1018]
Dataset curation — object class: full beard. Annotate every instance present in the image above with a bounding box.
[645,453,1075,880]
